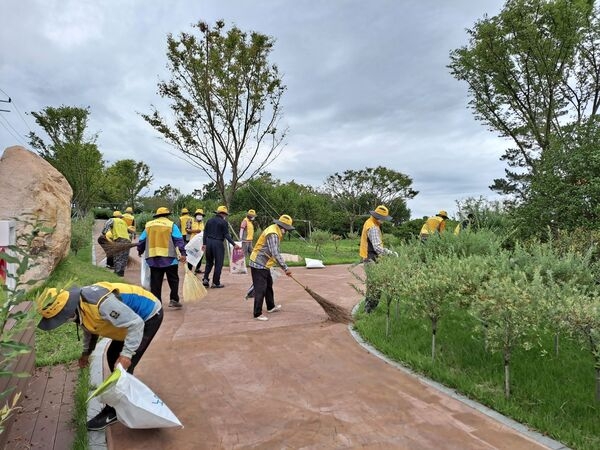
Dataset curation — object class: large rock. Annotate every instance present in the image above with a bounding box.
[0,146,72,287]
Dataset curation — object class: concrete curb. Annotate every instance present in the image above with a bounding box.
[348,303,569,450]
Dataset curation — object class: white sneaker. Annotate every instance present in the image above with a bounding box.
[255,315,268,321]
[267,304,282,313]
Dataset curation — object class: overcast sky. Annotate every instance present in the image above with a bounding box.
[0,0,509,219]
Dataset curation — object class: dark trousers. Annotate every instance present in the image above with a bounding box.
[150,264,180,303]
[251,267,275,317]
[204,238,225,285]
[105,309,164,374]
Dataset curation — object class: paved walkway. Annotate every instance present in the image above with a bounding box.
[93,227,560,449]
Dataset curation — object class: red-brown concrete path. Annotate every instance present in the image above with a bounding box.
[97,239,556,449]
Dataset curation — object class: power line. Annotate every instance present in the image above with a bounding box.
[0,115,26,146]
[0,88,33,135]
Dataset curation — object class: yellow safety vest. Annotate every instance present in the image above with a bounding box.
[250,224,282,268]
[359,217,382,260]
[242,218,255,241]
[111,217,131,241]
[188,220,204,238]
[79,282,159,341]
[420,216,445,236]
[179,214,192,236]
[144,217,177,258]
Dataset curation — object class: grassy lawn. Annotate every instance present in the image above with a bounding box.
[354,302,600,450]
[280,235,360,265]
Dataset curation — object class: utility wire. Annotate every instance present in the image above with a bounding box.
[246,182,323,258]
[0,115,27,146]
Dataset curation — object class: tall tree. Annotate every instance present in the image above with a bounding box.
[104,159,153,208]
[142,20,286,209]
[448,0,596,200]
[322,166,417,233]
[28,105,104,217]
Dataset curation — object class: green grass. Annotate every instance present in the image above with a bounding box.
[71,368,91,450]
[280,236,360,265]
[354,301,600,450]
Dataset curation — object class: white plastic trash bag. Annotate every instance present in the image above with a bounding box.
[185,232,204,268]
[140,258,151,290]
[305,258,325,269]
[89,364,183,429]
[229,241,247,274]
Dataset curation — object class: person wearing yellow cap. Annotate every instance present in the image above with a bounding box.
[36,282,163,431]
[419,210,449,242]
[101,211,131,276]
[239,209,257,258]
[186,208,205,273]
[249,215,294,321]
[201,206,240,288]
[137,207,187,308]
[122,207,136,240]
[359,205,396,313]
[178,208,192,243]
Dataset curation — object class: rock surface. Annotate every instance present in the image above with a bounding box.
[0,146,72,286]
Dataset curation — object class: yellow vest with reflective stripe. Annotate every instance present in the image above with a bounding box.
[359,217,381,259]
[112,217,131,240]
[250,224,282,268]
[144,217,176,258]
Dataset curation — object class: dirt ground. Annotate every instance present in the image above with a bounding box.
[96,231,550,450]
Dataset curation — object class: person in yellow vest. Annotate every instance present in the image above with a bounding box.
[36,282,163,431]
[239,209,257,258]
[420,210,449,241]
[454,213,475,235]
[186,208,205,273]
[102,211,131,277]
[122,207,136,240]
[179,208,192,243]
[249,214,294,321]
[359,205,395,313]
[137,207,187,308]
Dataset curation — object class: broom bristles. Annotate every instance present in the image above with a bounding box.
[304,286,353,324]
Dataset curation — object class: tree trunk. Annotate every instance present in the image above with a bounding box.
[504,352,511,400]
[595,367,600,402]
[431,317,437,363]
[385,307,390,338]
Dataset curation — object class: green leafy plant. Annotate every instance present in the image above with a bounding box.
[0,217,54,434]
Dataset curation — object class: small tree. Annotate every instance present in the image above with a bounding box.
[143,20,286,208]
[28,106,104,217]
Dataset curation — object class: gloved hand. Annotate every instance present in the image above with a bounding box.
[285,269,292,276]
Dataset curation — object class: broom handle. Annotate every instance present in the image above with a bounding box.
[288,274,307,290]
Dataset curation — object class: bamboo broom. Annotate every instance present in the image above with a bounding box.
[289,274,353,324]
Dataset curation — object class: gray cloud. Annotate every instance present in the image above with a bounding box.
[1,0,507,219]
